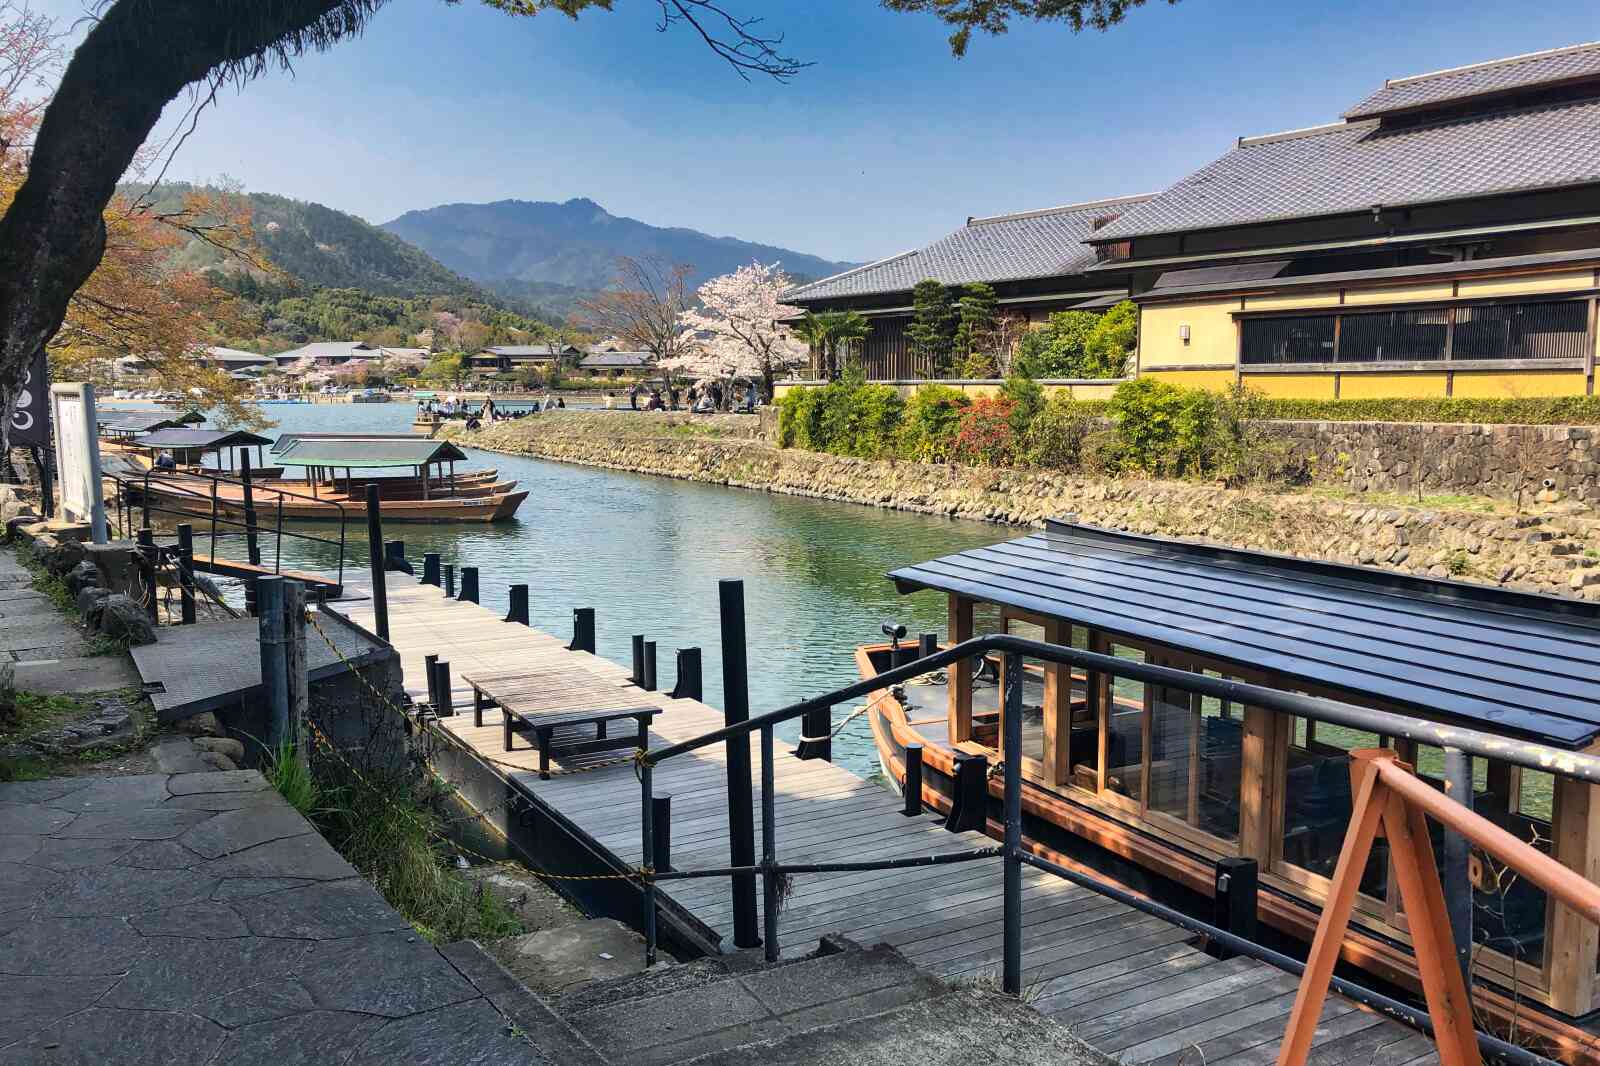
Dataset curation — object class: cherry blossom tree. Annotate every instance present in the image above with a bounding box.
[668,262,806,405]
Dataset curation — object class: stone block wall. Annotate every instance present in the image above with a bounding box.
[1269,421,1597,505]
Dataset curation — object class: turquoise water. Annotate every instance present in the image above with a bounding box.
[177,402,1007,776]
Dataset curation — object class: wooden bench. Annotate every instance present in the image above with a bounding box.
[463,666,660,780]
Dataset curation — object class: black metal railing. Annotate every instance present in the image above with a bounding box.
[639,633,1600,1066]
[105,468,348,593]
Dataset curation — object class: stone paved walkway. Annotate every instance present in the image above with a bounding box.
[0,544,137,694]
[0,770,546,1065]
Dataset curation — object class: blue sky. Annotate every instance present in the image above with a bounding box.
[37,0,1600,263]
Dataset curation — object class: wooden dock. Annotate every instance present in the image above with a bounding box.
[339,575,1440,1066]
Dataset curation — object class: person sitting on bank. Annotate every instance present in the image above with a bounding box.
[154,451,177,471]
[693,390,714,414]
[604,391,615,410]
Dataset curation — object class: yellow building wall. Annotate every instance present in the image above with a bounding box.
[1457,269,1595,298]
[1239,373,1337,400]
[1142,370,1237,391]
[1450,370,1588,398]
[1140,301,1238,368]
[1342,282,1455,306]
[1242,293,1340,311]
[1337,373,1449,399]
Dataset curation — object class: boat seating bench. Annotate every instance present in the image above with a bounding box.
[463,666,661,780]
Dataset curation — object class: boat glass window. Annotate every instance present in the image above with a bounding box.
[1003,617,1048,769]
[1281,716,1389,899]
[1411,748,1549,969]
[1103,645,1145,803]
[1146,667,1243,842]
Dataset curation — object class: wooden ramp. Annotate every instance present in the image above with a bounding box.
[341,576,1439,1066]
[167,545,344,595]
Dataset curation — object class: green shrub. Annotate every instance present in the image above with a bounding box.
[1108,378,1190,473]
[999,374,1046,440]
[1242,395,1600,426]
[1022,394,1097,469]
[952,397,1020,466]
[898,384,970,462]
[1013,311,1098,379]
[1080,428,1127,476]
[778,372,903,458]
[1081,300,1138,378]
[776,386,825,449]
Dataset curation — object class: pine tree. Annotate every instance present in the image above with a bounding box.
[905,279,956,377]
[952,282,999,375]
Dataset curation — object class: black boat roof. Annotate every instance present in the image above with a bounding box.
[889,519,1600,750]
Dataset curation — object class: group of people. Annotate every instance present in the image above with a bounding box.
[602,380,761,414]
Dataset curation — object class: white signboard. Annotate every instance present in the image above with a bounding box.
[50,383,107,544]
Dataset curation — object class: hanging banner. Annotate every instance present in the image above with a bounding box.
[49,382,107,543]
[8,348,49,446]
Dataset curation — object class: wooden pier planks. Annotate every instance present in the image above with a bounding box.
[343,575,1439,1066]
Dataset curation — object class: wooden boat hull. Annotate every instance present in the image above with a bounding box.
[135,482,528,523]
[273,478,517,501]
[856,639,1600,1060]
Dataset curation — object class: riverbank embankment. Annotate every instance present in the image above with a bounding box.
[450,411,1600,600]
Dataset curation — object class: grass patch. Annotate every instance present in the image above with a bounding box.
[20,553,75,613]
[273,758,524,944]
[83,634,129,658]
[0,676,87,747]
[1306,486,1506,514]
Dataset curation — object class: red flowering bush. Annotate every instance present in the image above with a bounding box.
[951,396,1018,466]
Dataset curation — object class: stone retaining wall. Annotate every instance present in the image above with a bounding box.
[1269,420,1598,505]
[454,414,1600,601]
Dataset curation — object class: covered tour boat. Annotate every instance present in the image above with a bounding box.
[861,518,1600,1058]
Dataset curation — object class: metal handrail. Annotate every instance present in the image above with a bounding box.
[106,469,348,589]
[639,635,1594,1066]
[645,633,1600,784]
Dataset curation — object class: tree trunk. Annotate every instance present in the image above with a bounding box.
[0,0,360,445]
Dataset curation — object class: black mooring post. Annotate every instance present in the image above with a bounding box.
[651,794,672,873]
[643,641,657,691]
[669,648,702,700]
[176,523,196,625]
[797,705,831,762]
[240,451,260,567]
[458,566,479,604]
[903,743,924,817]
[631,634,646,686]
[1002,650,1023,997]
[506,584,529,625]
[719,579,760,950]
[364,485,388,642]
[1211,857,1259,960]
[944,753,988,832]
[421,553,441,587]
[569,607,595,653]
[443,564,456,598]
[424,653,439,708]
[434,661,453,717]
[1443,747,1474,985]
[919,632,938,659]
[136,527,158,622]
[384,540,412,575]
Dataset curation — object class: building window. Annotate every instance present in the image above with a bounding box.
[1240,298,1591,366]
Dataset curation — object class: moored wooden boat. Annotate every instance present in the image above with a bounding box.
[134,476,527,523]
[861,519,1600,1060]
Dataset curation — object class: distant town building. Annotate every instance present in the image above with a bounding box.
[469,344,583,372]
[577,350,654,377]
[270,341,382,368]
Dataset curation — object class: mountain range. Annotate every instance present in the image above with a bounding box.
[380,197,857,295]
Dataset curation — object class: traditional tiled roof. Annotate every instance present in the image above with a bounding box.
[1345,41,1600,119]
[580,351,652,369]
[271,341,378,364]
[783,195,1152,303]
[1092,96,1600,243]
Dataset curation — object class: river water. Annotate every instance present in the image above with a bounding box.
[198,401,1005,777]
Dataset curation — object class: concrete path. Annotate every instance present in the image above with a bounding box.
[0,544,137,694]
[0,771,546,1065]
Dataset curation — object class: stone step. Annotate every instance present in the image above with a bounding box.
[439,940,609,1066]
[557,941,948,1066]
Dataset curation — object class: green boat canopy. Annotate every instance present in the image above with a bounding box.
[274,438,470,469]
[270,432,422,455]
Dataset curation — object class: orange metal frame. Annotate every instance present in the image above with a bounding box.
[1278,750,1600,1066]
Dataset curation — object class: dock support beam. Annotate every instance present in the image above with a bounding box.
[1211,858,1259,959]
[1001,650,1023,997]
[761,724,779,962]
[569,607,595,654]
[240,451,260,567]
[1442,746,1474,985]
[176,524,196,625]
[458,566,479,604]
[719,579,760,950]
[424,653,439,709]
[422,553,441,587]
[365,485,388,642]
[136,528,158,622]
[433,661,453,717]
[669,648,701,700]
[644,641,657,692]
[903,743,923,817]
[652,794,672,873]
[506,584,529,625]
[258,577,307,763]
